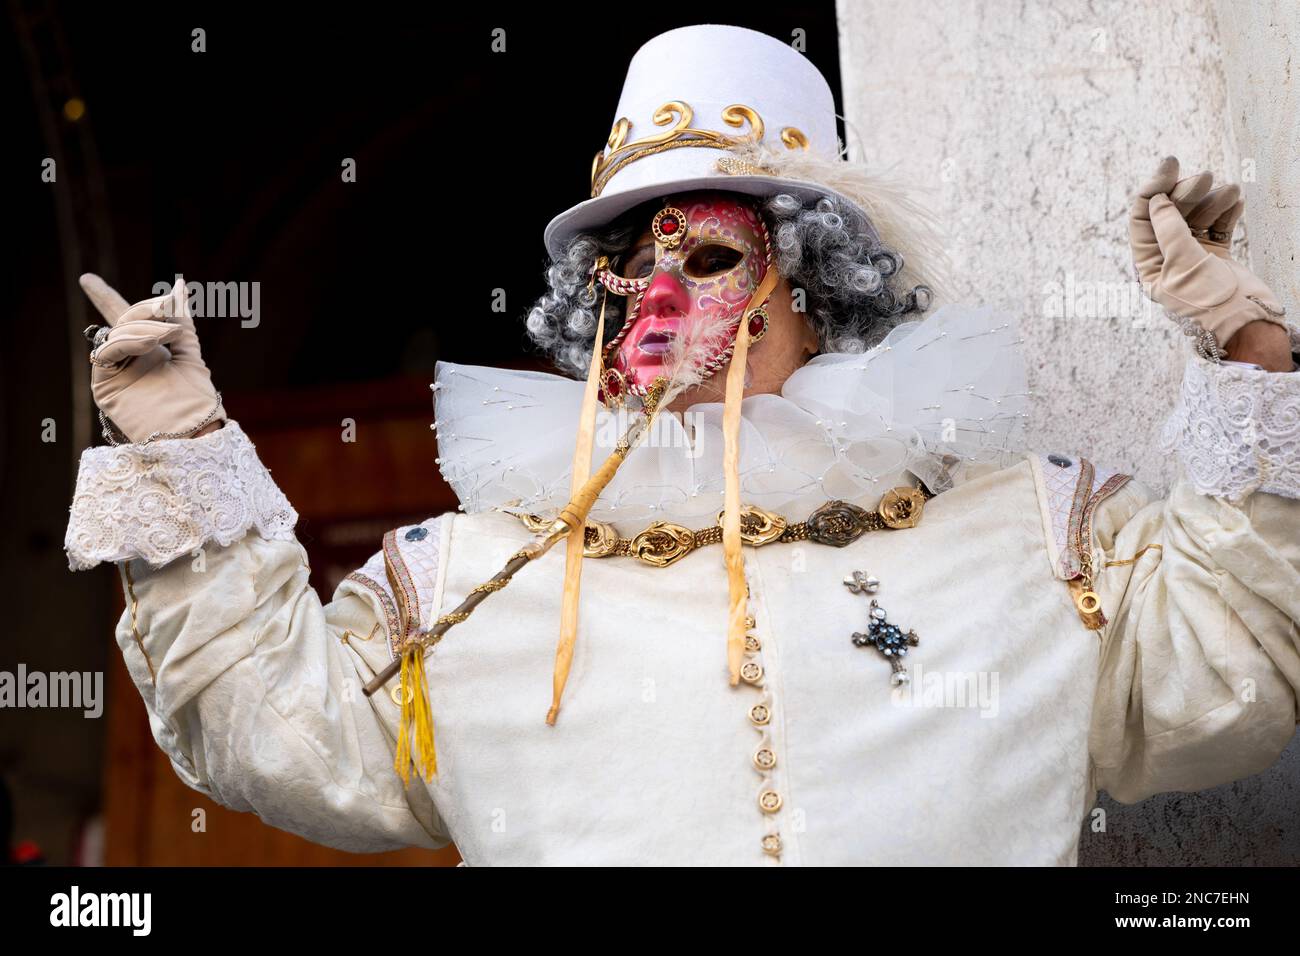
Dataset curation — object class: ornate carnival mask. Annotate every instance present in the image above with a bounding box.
[595,192,772,405]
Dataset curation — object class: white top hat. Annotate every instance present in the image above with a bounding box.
[542,23,852,259]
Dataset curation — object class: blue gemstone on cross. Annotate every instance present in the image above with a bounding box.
[845,581,919,686]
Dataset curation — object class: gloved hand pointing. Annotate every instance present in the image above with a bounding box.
[80,274,226,444]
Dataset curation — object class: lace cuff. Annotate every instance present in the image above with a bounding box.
[65,419,298,571]
[1161,355,1300,502]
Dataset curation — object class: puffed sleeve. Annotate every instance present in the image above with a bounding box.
[1088,350,1300,803]
[65,421,450,852]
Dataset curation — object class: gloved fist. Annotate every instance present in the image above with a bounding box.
[1128,156,1287,356]
[81,274,226,444]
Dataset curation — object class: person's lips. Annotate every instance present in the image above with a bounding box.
[635,321,680,356]
[636,331,673,355]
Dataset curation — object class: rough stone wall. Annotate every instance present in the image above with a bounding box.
[836,0,1298,865]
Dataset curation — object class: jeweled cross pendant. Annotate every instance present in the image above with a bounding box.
[844,570,919,686]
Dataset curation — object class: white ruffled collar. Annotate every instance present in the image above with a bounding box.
[433,305,1029,526]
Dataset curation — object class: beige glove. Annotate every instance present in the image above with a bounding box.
[81,274,226,444]
[1129,156,1287,356]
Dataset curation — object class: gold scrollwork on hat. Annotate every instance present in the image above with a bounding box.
[780,127,810,151]
[590,101,812,197]
[591,117,634,185]
[607,116,631,151]
[720,104,764,144]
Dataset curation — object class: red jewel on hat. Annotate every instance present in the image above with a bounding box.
[660,217,678,234]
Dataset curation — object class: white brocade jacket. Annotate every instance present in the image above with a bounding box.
[64,348,1300,866]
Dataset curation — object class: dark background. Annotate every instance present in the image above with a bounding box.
[2,2,843,864]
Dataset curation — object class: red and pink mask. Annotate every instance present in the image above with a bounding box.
[596,193,772,405]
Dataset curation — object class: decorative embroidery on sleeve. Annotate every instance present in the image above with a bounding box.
[1034,452,1132,630]
[64,420,298,571]
[1162,355,1300,502]
[343,515,446,661]
[1037,453,1084,579]
[1036,454,1129,579]
[343,567,403,661]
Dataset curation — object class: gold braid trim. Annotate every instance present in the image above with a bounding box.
[1103,543,1164,568]
[593,138,732,196]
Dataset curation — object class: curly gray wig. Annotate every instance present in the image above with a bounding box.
[525,190,934,378]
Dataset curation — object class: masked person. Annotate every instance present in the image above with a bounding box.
[65,24,1300,866]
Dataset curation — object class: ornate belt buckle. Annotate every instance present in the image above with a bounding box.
[715,504,787,547]
[518,513,551,535]
[630,522,695,567]
[878,487,926,529]
[519,512,620,558]
[805,500,871,546]
[582,519,620,558]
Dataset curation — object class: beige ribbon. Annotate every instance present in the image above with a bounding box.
[547,292,607,725]
[722,267,781,684]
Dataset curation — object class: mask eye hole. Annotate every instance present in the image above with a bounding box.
[617,247,656,281]
[684,243,744,278]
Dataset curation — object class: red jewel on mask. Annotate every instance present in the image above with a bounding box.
[651,206,686,249]
[600,367,627,408]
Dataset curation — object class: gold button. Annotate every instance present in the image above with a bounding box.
[740,662,764,684]
[745,634,762,653]
[745,615,756,629]
[761,833,782,856]
[758,790,783,813]
[754,748,777,770]
[749,703,770,725]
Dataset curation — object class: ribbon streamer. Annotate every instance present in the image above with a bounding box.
[722,267,781,683]
[548,290,607,725]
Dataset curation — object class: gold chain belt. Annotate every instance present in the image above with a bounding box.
[516,486,932,569]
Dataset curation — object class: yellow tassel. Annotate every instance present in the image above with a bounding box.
[384,541,437,785]
[394,642,437,785]
[548,287,607,725]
